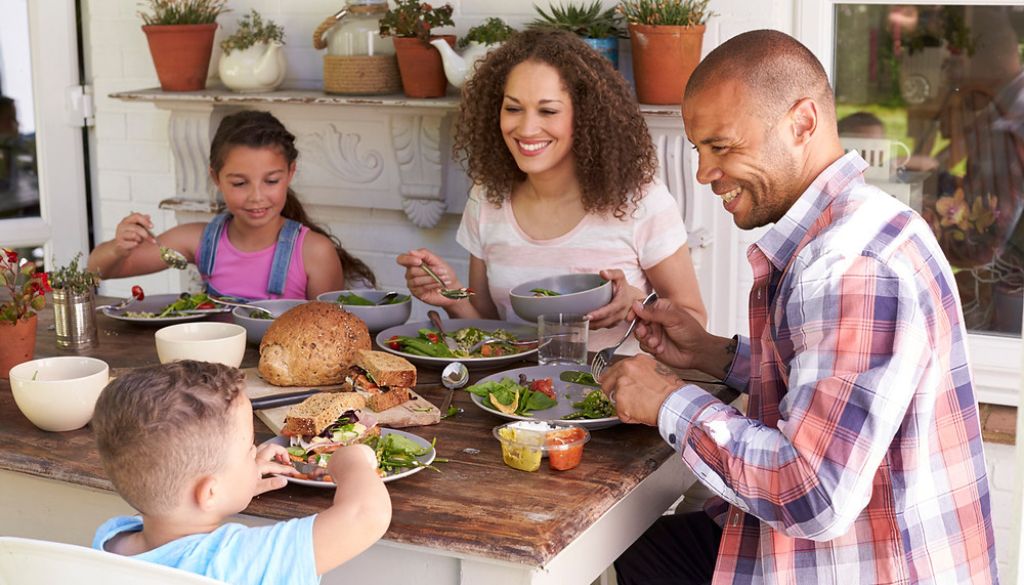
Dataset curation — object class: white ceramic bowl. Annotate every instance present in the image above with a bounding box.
[508,274,613,324]
[231,299,308,344]
[9,356,110,432]
[154,322,246,367]
[316,289,412,333]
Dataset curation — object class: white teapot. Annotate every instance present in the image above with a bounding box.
[430,40,498,89]
[218,41,287,93]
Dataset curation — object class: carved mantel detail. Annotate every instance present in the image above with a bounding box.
[297,124,384,184]
[391,114,446,228]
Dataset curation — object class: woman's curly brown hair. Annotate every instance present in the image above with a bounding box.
[453,29,658,219]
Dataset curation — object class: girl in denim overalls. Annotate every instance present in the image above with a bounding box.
[88,111,375,300]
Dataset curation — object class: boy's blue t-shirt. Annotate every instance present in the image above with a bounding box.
[93,515,319,585]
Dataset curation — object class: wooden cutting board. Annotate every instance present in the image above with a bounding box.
[242,368,440,435]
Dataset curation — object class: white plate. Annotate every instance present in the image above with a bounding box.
[100,293,231,324]
[376,318,538,370]
[469,363,620,430]
[265,428,437,488]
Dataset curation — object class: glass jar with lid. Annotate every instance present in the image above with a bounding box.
[317,0,394,57]
[314,0,402,94]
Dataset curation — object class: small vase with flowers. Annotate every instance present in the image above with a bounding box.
[0,249,51,379]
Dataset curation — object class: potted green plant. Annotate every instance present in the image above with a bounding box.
[218,10,287,93]
[618,0,713,104]
[529,1,624,67]
[460,17,516,49]
[379,0,456,98]
[0,249,50,378]
[139,0,228,92]
[49,253,101,350]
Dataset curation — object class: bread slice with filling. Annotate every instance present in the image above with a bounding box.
[282,392,367,437]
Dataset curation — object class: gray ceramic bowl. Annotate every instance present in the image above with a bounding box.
[232,299,308,344]
[316,289,412,334]
[509,273,613,323]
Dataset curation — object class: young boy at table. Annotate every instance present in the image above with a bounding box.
[90,360,391,584]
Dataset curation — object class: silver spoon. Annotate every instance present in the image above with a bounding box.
[439,361,469,418]
[209,297,283,318]
[376,291,402,305]
[419,263,474,300]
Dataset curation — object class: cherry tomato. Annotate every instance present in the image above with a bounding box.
[196,301,215,310]
[387,336,401,350]
[426,332,440,344]
[130,285,144,300]
[529,378,556,399]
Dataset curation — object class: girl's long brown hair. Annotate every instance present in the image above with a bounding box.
[209,110,377,287]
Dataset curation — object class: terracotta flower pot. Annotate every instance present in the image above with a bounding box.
[0,313,37,380]
[142,23,218,92]
[628,23,705,105]
[393,35,455,98]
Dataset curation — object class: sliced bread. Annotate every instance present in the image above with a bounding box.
[357,349,417,389]
[282,392,367,437]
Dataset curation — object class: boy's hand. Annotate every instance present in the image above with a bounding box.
[326,444,380,479]
[255,442,298,495]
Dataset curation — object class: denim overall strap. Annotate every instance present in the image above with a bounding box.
[266,219,303,296]
[197,212,231,281]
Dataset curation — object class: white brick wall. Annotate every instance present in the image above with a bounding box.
[985,442,1014,580]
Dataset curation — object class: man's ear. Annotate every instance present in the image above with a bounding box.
[788,98,819,146]
[193,475,219,512]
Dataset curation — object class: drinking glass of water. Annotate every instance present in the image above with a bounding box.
[537,314,589,366]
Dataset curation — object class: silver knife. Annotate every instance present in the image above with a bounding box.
[428,310,459,353]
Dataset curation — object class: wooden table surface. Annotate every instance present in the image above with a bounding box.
[0,297,731,568]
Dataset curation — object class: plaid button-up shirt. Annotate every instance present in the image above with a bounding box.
[658,152,998,584]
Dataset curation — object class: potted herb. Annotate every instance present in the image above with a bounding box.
[434,18,516,89]
[529,1,624,67]
[49,253,101,350]
[618,0,713,104]
[0,249,50,378]
[218,10,287,93]
[379,0,456,98]
[139,0,228,91]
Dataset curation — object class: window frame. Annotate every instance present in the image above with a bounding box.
[797,0,1023,406]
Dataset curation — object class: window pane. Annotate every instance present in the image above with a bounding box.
[834,4,1024,337]
[0,0,40,222]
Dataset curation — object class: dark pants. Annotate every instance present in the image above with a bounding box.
[614,511,722,585]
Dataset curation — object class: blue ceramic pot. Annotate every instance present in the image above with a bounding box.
[583,37,619,70]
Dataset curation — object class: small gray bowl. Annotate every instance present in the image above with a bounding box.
[232,299,308,344]
[509,274,612,323]
[316,289,412,334]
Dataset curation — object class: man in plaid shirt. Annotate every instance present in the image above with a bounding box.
[605,30,998,584]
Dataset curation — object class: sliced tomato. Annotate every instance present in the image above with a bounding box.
[130,285,145,300]
[196,301,215,310]
[425,332,440,344]
[529,378,556,399]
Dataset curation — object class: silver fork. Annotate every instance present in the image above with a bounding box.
[590,292,658,382]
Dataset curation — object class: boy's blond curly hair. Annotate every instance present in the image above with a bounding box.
[92,361,245,515]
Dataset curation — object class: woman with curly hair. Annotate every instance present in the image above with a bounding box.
[398,29,706,350]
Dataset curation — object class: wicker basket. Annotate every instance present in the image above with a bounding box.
[323,54,402,95]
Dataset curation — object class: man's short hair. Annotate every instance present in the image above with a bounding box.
[685,29,835,122]
[837,111,885,136]
[92,361,245,515]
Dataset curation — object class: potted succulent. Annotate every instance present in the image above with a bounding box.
[0,249,51,379]
[379,0,456,98]
[529,1,624,67]
[218,10,287,93]
[49,253,101,350]
[139,0,228,92]
[618,0,713,104]
[434,18,516,89]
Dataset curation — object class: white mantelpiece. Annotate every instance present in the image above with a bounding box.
[109,87,693,229]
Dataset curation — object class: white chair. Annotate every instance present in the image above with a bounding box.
[0,536,224,585]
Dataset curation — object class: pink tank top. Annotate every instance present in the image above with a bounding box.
[201,221,310,300]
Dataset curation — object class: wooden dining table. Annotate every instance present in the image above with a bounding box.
[0,298,733,585]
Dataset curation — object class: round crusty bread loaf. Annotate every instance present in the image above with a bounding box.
[259,301,371,386]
